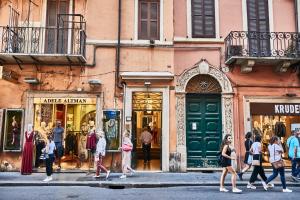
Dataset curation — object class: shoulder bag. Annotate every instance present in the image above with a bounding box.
[272,145,284,169]
[247,140,253,165]
[122,143,133,152]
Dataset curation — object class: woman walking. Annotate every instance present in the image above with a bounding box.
[93,130,110,179]
[21,124,34,175]
[43,135,55,182]
[238,132,253,180]
[119,130,135,179]
[247,135,269,190]
[265,136,292,192]
[219,134,242,193]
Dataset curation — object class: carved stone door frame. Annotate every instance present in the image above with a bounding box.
[175,60,234,171]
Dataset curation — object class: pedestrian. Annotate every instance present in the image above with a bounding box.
[93,130,110,179]
[247,135,269,190]
[265,136,292,192]
[238,132,253,181]
[140,126,152,164]
[21,124,34,175]
[52,121,64,169]
[119,130,135,179]
[219,134,242,193]
[43,135,55,182]
[287,130,300,181]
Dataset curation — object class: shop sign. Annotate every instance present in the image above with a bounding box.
[250,103,300,116]
[0,66,19,83]
[34,98,96,104]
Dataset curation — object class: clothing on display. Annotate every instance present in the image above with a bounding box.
[65,133,78,155]
[86,130,97,151]
[275,122,286,137]
[21,131,34,174]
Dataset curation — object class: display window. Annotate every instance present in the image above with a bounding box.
[250,103,300,167]
[33,97,96,169]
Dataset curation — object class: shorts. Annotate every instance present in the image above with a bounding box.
[55,142,64,158]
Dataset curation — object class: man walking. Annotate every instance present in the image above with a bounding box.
[53,121,64,169]
[140,126,152,164]
[289,130,300,181]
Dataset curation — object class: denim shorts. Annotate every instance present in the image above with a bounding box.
[55,142,64,158]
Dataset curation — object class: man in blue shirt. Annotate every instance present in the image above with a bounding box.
[289,130,300,181]
[52,121,64,169]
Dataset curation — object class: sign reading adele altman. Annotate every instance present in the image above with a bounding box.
[251,103,300,116]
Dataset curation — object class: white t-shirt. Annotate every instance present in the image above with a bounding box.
[268,144,283,163]
[251,142,261,154]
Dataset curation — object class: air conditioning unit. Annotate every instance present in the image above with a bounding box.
[24,77,39,84]
[229,45,243,56]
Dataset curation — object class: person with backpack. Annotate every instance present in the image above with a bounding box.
[219,134,242,193]
[287,130,300,181]
[265,136,292,192]
[238,132,253,181]
[289,130,300,181]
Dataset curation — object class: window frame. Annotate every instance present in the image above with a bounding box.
[138,0,160,40]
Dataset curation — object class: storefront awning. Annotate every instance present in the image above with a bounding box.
[120,71,174,81]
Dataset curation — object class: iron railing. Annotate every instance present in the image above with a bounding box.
[225,31,300,62]
[0,26,86,57]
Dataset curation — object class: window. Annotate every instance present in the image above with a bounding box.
[138,0,160,40]
[191,0,215,38]
[246,0,270,56]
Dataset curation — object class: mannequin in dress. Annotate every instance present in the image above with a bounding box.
[21,124,35,175]
[36,121,48,141]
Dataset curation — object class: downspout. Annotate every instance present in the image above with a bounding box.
[115,0,123,98]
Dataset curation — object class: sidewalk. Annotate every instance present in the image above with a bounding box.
[1,171,300,188]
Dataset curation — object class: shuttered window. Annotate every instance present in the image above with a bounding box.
[191,0,215,38]
[138,0,160,40]
[247,0,270,56]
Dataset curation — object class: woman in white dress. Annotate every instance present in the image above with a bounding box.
[119,130,135,179]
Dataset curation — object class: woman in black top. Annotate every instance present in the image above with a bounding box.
[238,132,253,180]
[219,134,242,193]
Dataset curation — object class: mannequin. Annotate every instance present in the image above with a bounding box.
[11,116,19,146]
[21,124,34,175]
[86,121,96,171]
[253,121,262,137]
[36,121,48,141]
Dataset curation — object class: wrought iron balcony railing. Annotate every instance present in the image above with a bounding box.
[0,26,86,58]
[225,31,300,64]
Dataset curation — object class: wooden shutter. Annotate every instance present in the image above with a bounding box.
[138,0,160,40]
[192,0,215,38]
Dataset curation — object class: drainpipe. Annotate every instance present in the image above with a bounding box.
[296,0,299,32]
[115,0,123,98]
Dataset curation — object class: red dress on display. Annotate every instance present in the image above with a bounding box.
[21,131,34,175]
[86,131,96,151]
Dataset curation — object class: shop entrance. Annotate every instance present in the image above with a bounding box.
[131,92,162,171]
[186,94,222,168]
[33,101,96,170]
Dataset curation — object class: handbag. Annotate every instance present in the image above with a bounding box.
[272,145,284,169]
[252,154,260,166]
[122,143,133,152]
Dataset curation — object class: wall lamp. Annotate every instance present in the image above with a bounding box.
[24,77,39,84]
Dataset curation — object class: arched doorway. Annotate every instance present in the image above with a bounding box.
[185,75,222,168]
[175,60,234,171]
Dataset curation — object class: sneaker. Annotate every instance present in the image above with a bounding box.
[47,176,53,181]
[267,183,274,188]
[93,175,100,178]
[43,177,49,182]
[219,187,229,192]
[232,188,242,193]
[261,181,268,191]
[130,169,136,176]
[120,174,126,179]
[283,188,292,193]
[247,183,256,189]
[106,170,110,179]
[237,173,243,181]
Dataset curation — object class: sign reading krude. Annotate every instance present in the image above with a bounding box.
[34,98,96,104]
[250,103,300,116]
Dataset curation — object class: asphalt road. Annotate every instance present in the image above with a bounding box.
[0,186,298,200]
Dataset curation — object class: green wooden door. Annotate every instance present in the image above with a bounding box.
[186,94,222,168]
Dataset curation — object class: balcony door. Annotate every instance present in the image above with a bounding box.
[247,0,270,57]
[45,0,69,54]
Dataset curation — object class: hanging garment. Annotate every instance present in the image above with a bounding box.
[65,133,78,155]
[35,139,45,168]
[21,131,34,174]
[275,122,286,137]
[86,131,97,151]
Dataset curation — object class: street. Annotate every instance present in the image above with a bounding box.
[0,186,298,200]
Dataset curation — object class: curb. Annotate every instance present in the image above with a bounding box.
[1,181,299,188]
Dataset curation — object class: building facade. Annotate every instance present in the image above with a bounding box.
[0,0,299,172]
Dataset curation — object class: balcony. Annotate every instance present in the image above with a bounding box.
[0,16,86,66]
[225,31,300,73]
